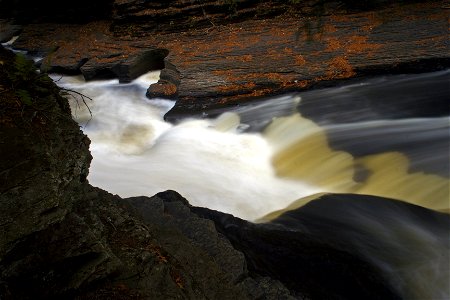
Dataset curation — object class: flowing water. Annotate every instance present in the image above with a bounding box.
[53,73,320,220]
[52,70,449,299]
[53,70,450,219]
[3,31,449,299]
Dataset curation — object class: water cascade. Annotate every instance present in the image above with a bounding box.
[55,71,450,220]
[53,69,449,300]
[55,73,320,220]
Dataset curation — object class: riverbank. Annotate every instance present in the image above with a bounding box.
[1,1,448,120]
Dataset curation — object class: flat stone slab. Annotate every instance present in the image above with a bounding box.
[7,1,449,118]
[154,2,448,117]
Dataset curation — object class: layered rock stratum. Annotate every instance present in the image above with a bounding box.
[1,1,448,119]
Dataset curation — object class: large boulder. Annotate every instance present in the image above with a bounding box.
[193,193,449,300]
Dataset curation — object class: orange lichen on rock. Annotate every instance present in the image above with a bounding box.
[330,14,351,23]
[147,81,178,98]
[322,23,338,34]
[326,56,355,79]
[217,82,256,93]
[294,54,306,65]
[225,54,253,62]
[346,35,382,54]
[265,72,287,82]
[266,49,287,60]
[145,244,169,264]
[362,13,384,32]
[249,88,274,98]
[170,269,185,289]
[325,37,342,52]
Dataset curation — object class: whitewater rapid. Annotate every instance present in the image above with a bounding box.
[53,70,449,300]
[54,71,449,220]
[55,73,321,220]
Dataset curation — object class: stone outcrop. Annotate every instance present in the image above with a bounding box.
[111,0,323,34]
[156,1,449,120]
[2,1,448,120]
[0,46,295,299]
[126,191,297,300]
[193,193,450,300]
[0,47,92,259]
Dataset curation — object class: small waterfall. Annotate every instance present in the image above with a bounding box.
[264,113,450,213]
[272,194,450,300]
[55,70,449,300]
[56,73,320,221]
[56,71,449,220]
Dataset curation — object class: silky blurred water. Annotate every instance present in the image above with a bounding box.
[54,70,449,300]
[54,70,450,219]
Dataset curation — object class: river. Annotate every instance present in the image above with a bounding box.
[52,70,449,300]
[53,70,449,220]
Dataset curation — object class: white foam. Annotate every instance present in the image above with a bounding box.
[56,72,319,220]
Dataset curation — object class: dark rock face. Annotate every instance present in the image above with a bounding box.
[80,48,169,83]
[0,46,92,259]
[0,46,294,299]
[126,191,297,299]
[191,207,400,300]
[0,21,21,43]
[111,0,314,34]
[192,194,450,300]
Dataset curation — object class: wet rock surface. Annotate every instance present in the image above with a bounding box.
[193,193,450,300]
[192,205,399,300]
[1,1,448,119]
